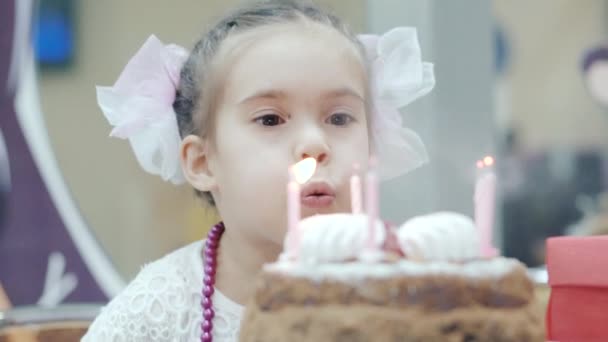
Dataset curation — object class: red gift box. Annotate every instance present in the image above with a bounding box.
[546,236,608,341]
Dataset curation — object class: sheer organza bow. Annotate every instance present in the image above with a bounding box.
[96,35,187,184]
[358,27,435,180]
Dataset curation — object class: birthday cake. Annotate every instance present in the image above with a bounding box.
[239,212,544,342]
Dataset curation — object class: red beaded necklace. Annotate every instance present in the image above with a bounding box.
[200,222,225,342]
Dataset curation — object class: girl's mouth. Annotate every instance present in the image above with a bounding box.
[300,182,336,209]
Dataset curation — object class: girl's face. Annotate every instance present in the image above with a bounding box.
[205,23,370,244]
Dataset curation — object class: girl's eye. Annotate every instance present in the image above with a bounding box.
[254,114,285,126]
[326,113,355,126]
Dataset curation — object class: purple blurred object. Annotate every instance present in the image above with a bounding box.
[581,45,608,73]
[0,0,108,306]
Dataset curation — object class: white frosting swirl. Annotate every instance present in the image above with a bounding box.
[266,257,520,281]
[397,212,481,261]
[284,213,386,264]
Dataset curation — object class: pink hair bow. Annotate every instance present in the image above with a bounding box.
[358,27,435,180]
[96,35,188,184]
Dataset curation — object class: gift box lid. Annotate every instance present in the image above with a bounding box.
[546,236,608,287]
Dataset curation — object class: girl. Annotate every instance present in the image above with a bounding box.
[84,0,434,341]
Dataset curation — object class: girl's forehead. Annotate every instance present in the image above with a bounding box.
[217,22,367,102]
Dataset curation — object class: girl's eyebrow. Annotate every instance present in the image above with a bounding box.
[239,89,287,104]
[323,87,365,103]
[239,87,364,104]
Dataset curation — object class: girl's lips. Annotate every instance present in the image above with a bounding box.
[301,194,335,208]
[300,182,336,209]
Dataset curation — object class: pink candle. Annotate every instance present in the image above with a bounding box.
[287,167,300,236]
[350,165,363,214]
[475,157,498,257]
[286,158,317,255]
[365,159,379,250]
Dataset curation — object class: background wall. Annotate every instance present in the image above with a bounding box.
[494,0,608,150]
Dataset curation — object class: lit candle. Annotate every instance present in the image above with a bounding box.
[350,164,363,214]
[286,157,317,253]
[287,167,300,237]
[474,156,498,257]
[365,158,379,250]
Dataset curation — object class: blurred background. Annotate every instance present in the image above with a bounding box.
[0,0,607,308]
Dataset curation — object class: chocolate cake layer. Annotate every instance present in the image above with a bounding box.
[255,266,533,312]
[240,303,544,342]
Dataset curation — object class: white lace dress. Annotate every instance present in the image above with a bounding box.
[81,241,244,341]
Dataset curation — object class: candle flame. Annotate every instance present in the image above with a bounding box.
[292,157,317,184]
[477,156,495,169]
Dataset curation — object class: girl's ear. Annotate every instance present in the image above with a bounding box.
[180,135,218,192]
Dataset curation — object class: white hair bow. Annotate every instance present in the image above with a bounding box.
[358,27,435,179]
[96,35,187,184]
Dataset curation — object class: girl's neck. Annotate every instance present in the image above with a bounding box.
[212,225,282,305]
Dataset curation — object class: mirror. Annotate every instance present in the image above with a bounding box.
[1,0,606,309]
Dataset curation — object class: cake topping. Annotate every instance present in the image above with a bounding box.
[398,212,481,261]
[281,211,484,264]
[282,213,387,264]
